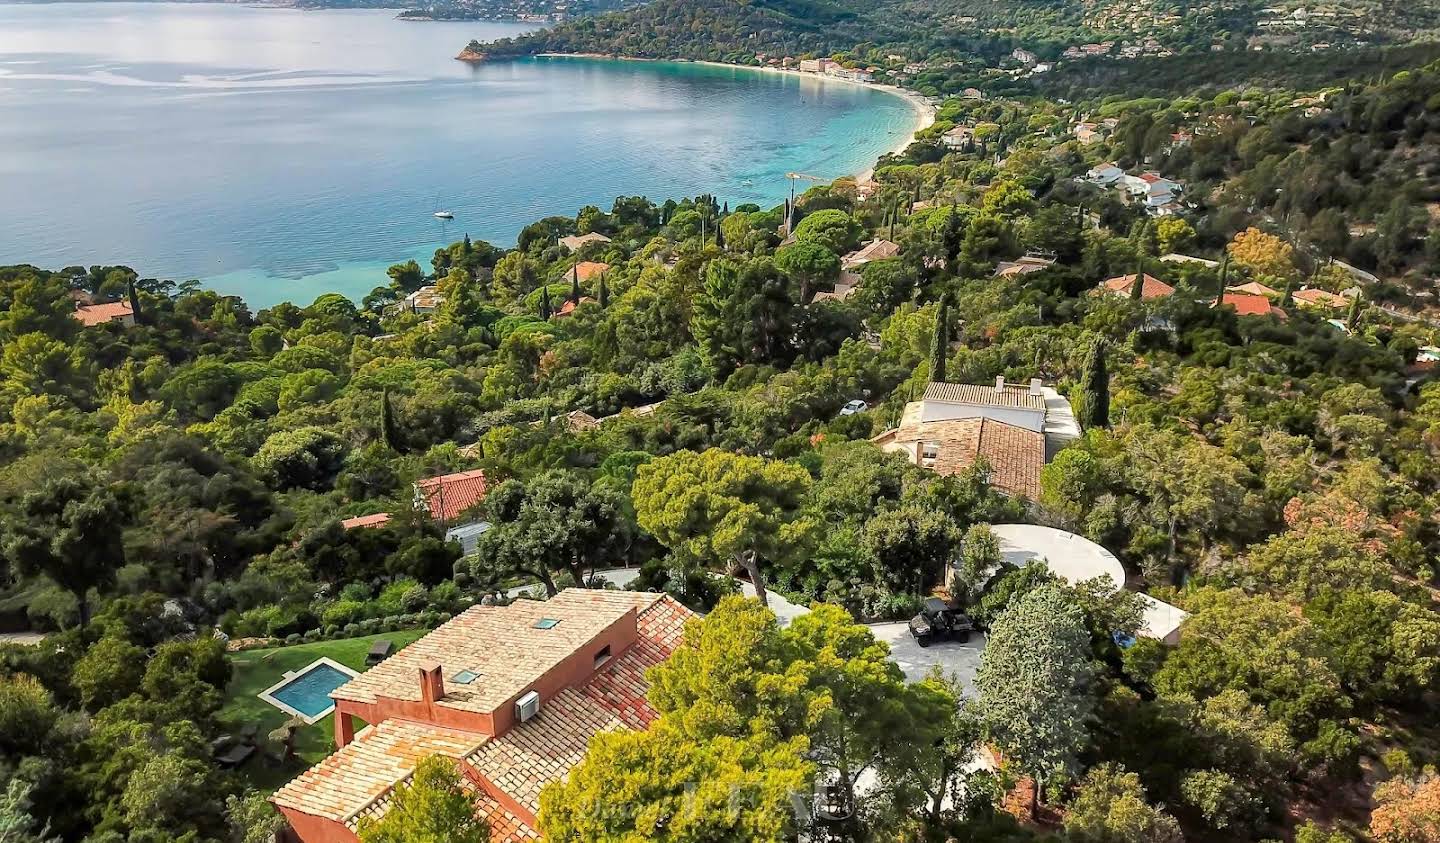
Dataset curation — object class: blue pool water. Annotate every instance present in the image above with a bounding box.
[271,663,353,718]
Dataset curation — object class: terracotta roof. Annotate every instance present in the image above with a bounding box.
[923,381,1047,412]
[553,297,595,318]
[1099,273,1175,300]
[341,513,393,530]
[416,469,488,523]
[72,301,133,326]
[995,256,1054,277]
[1292,287,1348,309]
[272,720,488,823]
[558,232,610,252]
[842,238,900,268]
[331,590,669,716]
[1216,292,1287,319]
[570,261,609,282]
[874,418,1044,499]
[1228,281,1279,298]
[275,592,693,841]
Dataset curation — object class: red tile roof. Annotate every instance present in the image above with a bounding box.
[1217,292,1287,319]
[873,417,1045,499]
[341,513,393,530]
[571,261,609,283]
[416,469,488,523]
[72,301,133,326]
[1099,274,1175,300]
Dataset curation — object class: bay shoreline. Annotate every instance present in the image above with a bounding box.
[530,52,937,182]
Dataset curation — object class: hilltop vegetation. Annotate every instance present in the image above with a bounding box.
[4,57,1440,842]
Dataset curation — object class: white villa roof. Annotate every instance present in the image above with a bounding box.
[988,524,1126,587]
[984,524,1187,642]
[1139,594,1189,641]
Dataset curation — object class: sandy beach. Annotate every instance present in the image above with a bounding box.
[534,53,938,182]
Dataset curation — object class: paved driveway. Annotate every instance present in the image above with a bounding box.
[866,622,987,694]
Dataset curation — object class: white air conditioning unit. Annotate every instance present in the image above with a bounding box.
[516,690,541,723]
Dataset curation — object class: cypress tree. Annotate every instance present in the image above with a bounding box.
[930,294,950,383]
[722,200,729,215]
[1129,268,1145,301]
[540,286,552,320]
[570,265,582,303]
[597,274,609,309]
[715,217,726,250]
[889,198,899,242]
[1077,336,1110,429]
[1281,276,1296,307]
[380,387,406,453]
[1216,253,1230,305]
[126,279,142,324]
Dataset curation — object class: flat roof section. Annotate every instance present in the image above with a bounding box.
[988,523,1127,587]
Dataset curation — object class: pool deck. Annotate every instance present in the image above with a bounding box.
[257,656,360,725]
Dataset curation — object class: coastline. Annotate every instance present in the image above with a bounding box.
[532,53,937,181]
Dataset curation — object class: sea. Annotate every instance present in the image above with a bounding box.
[0,2,919,307]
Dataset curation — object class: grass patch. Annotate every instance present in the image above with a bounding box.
[218,628,428,792]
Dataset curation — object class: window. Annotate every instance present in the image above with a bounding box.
[594,645,611,668]
[921,441,940,467]
[452,669,479,685]
[533,618,561,630]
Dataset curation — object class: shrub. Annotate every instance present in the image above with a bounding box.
[284,633,301,646]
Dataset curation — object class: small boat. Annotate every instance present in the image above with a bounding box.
[740,178,753,187]
[431,191,454,219]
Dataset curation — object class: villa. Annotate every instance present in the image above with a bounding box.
[994,255,1055,277]
[841,238,900,270]
[1292,287,1349,310]
[72,300,135,328]
[569,261,609,283]
[557,232,610,253]
[1096,273,1175,300]
[272,589,695,842]
[871,378,1081,498]
[1215,291,1287,319]
[404,286,445,315]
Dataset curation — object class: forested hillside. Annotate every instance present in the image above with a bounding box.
[465,0,1440,72]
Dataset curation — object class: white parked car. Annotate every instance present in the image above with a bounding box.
[839,399,868,416]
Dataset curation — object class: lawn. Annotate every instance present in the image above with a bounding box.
[218,628,428,792]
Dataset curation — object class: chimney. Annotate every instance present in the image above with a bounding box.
[419,661,444,705]
[994,376,1006,393]
[1029,378,1043,396]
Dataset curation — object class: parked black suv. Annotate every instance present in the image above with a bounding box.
[907,597,975,647]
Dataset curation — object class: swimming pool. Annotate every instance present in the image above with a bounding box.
[257,657,360,724]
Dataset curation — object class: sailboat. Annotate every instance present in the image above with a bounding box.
[432,192,454,219]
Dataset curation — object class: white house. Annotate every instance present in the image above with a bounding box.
[1086,163,1124,185]
[942,125,975,148]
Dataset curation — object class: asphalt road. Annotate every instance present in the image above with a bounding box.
[866,622,988,694]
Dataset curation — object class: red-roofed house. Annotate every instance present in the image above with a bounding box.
[1215,292,1287,319]
[569,261,609,283]
[414,469,488,525]
[341,513,393,531]
[272,589,695,843]
[73,301,135,328]
[1096,274,1175,300]
[553,297,595,318]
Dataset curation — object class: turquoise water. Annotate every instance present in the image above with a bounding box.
[270,662,352,718]
[0,3,919,308]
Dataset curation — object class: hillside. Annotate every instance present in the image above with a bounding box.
[462,0,1440,66]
